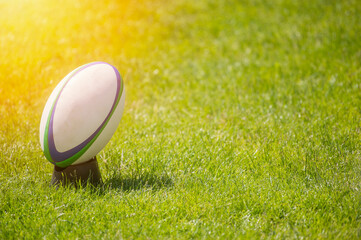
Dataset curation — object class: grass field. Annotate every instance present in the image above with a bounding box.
[1,0,361,238]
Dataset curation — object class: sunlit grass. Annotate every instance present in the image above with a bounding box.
[1,0,361,238]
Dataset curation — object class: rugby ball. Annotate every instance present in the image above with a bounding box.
[39,62,125,168]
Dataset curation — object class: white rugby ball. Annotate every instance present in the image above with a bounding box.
[39,62,125,168]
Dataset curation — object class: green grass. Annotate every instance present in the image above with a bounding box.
[1,0,361,238]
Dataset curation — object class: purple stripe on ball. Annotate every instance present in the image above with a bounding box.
[47,62,121,163]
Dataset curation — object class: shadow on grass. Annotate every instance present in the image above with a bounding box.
[104,173,174,191]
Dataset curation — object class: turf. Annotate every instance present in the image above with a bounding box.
[1,0,361,239]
